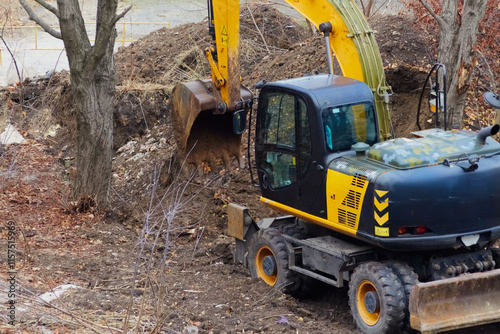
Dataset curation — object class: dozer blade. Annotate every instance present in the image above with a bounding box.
[171,80,252,172]
[409,268,500,333]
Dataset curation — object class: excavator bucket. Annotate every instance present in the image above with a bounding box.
[171,80,252,171]
[409,268,500,333]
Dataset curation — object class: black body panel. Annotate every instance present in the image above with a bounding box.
[362,154,500,250]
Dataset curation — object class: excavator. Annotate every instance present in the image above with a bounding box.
[172,0,500,333]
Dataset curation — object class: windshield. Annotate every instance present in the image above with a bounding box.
[322,102,377,152]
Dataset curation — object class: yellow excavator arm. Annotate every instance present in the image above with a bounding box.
[206,0,242,111]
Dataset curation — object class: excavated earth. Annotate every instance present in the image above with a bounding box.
[1,5,499,334]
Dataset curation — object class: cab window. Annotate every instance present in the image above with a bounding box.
[260,93,295,148]
[257,91,311,189]
[322,102,377,152]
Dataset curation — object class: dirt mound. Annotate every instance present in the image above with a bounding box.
[114,4,310,88]
[370,14,436,68]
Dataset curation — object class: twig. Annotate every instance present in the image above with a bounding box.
[0,11,24,92]
[260,313,293,320]
[0,285,123,333]
[137,95,149,131]
[476,49,497,91]
[251,285,285,307]
[245,3,270,54]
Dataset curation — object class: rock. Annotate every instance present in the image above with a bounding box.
[185,325,199,334]
[0,124,26,146]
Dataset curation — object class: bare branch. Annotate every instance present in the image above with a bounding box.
[1,7,24,89]
[418,0,445,29]
[371,0,391,17]
[246,3,270,54]
[476,49,497,91]
[19,0,62,39]
[87,5,132,72]
[112,5,132,26]
[0,35,23,86]
[32,0,59,18]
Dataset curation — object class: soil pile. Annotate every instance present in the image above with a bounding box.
[114,5,311,88]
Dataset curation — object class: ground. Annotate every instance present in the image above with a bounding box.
[0,4,499,334]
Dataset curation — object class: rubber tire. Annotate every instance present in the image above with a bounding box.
[248,228,301,296]
[349,262,405,334]
[387,262,419,334]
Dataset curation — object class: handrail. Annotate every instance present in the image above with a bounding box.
[0,22,171,51]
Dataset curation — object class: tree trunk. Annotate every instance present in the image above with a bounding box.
[57,0,118,204]
[71,45,115,203]
[432,0,488,128]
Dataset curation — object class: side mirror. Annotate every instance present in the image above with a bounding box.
[233,110,247,135]
[484,92,500,124]
[484,92,500,109]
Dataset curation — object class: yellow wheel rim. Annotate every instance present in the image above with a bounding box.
[255,245,277,286]
[356,280,380,325]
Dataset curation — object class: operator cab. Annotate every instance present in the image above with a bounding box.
[255,74,379,217]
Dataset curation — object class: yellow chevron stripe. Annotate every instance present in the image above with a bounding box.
[374,196,388,212]
[375,189,388,198]
[374,211,389,226]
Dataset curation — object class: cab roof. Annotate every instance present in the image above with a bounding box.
[263,74,374,109]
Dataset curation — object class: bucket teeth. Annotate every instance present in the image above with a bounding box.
[183,144,243,176]
[182,121,243,176]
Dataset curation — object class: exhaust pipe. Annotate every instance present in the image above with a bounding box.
[476,124,500,145]
[319,22,334,75]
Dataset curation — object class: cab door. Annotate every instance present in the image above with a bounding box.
[255,88,312,210]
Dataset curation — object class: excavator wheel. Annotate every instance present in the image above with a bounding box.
[387,262,419,334]
[248,228,305,297]
[349,262,405,334]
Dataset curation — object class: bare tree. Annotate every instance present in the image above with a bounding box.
[18,0,130,205]
[358,0,375,17]
[355,0,392,18]
[418,0,488,128]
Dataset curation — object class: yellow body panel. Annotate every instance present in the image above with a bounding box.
[326,169,369,232]
[260,169,371,236]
